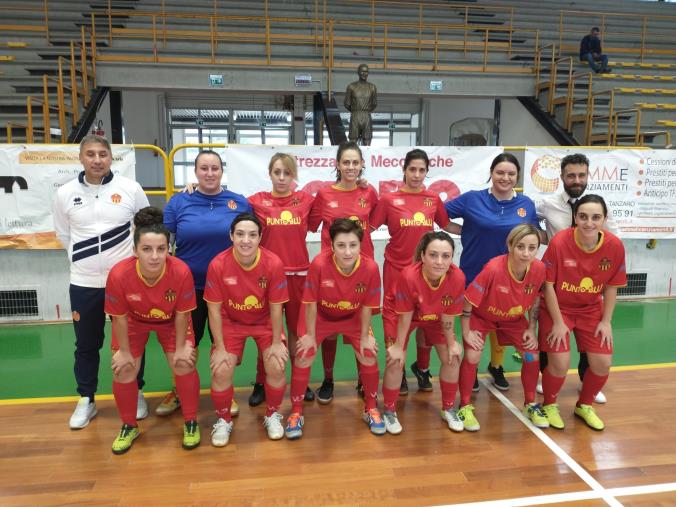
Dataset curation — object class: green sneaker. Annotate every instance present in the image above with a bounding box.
[112,424,140,455]
[182,420,201,450]
[574,404,605,431]
[543,403,565,429]
[523,403,549,429]
[457,404,480,432]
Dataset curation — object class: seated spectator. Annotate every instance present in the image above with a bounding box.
[580,27,611,74]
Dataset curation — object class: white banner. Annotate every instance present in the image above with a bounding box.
[524,148,676,239]
[0,144,137,249]
[225,145,503,239]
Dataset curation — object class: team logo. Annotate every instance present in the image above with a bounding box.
[227,199,237,210]
[441,294,452,306]
[355,282,366,294]
[291,197,301,206]
[516,207,526,218]
[524,284,534,295]
[423,197,434,207]
[164,289,176,302]
[420,314,438,321]
[599,257,611,271]
[507,305,523,316]
[148,308,168,319]
[258,276,268,289]
[229,295,264,311]
[111,193,122,204]
[358,198,367,208]
[72,311,80,322]
[73,196,82,206]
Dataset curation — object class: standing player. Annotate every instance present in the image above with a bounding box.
[539,195,626,431]
[381,231,465,434]
[52,134,150,429]
[248,153,315,406]
[536,153,617,404]
[308,141,379,403]
[285,218,384,439]
[205,213,289,446]
[105,207,201,454]
[457,224,547,431]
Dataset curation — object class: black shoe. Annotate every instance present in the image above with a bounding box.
[356,382,364,399]
[304,386,315,402]
[248,382,265,407]
[487,363,510,391]
[399,375,409,396]
[410,361,433,392]
[472,375,480,392]
[316,379,334,404]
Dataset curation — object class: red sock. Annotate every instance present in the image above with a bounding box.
[520,357,540,405]
[175,370,200,421]
[359,362,379,410]
[542,368,566,405]
[354,353,362,385]
[459,358,478,407]
[416,344,432,371]
[578,370,608,406]
[439,379,459,410]
[290,364,312,414]
[321,338,337,379]
[255,355,266,384]
[113,380,137,426]
[383,386,399,413]
[210,386,233,422]
[264,382,286,416]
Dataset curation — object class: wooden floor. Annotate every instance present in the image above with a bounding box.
[1,366,675,506]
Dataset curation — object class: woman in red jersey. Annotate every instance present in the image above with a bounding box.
[105,207,200,454]
[381,231,465,435]
[284,218,384,439]
[247,153,315,406]
[308,141,379,404]
[457,224,547,432]
[538,194,626,431]
[372,148,460,395]
[205,213,289,446]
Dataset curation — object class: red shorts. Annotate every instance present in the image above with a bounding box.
[297,306,375,359]
[467,313,534,353]
[383,320,446,348]
[111,317,195,358]
[284,274,305,336]
[216,321,285,360]
[538,305,611,354]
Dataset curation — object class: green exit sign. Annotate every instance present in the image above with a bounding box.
[208,74,224,87]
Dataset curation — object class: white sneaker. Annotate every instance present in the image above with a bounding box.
[383,411,403,435]
[441,408,464,432]
[536,381,543,395]
[211,418,233,447]
[578,383,607,404]
[136,390,149,420]
[263,412,285,440]
[69,397,97,429]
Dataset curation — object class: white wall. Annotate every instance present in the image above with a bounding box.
[422,97,496,146]
[499,99,559,147]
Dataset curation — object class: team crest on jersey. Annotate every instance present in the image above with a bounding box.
[291,197,301,206]
[423,197,434,207]
[110,193,122,204]
[358,197,367,208]
[355,282,366,294]
[599,258,611,271]
[164,289,177,302]
[321,279,335,288]
[227,199,237,210]
[563,259,577,268]
[524,284,534,295]
[441,294,453,306]
[258,276,268,289]
[516,207,526,217]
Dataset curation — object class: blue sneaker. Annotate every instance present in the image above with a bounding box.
[362,408,386,435]
[285,412,304,440]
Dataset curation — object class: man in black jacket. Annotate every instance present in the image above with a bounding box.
[580,27,611,74]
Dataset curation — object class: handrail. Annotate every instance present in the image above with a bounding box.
[167,143,227,199]
[587,89,615,145]
[612,108,641,145]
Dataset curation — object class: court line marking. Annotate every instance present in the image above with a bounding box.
[480,378,622,507]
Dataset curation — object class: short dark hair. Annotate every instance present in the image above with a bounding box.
[560,153,590,174]
[230,212,262,235]
[414,231,455,263]
[591,27,600,32]
[194,150,223,170]
[133,206,169,246]
[329,217,364,242]
[574,194,608,218]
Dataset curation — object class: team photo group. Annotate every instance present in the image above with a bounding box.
[53,135,626,455]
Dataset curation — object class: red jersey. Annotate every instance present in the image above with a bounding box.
[303,250,381,321]
[543,228,627,315]
[370,189,450,269]
[465,254,545,323]
[248,190,313,272]
[105,255,196,324]
[204,246,289,326]
[308,183,379,258]
[394,262,465,324]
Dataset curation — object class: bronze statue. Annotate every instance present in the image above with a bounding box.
[344,64,377,146]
